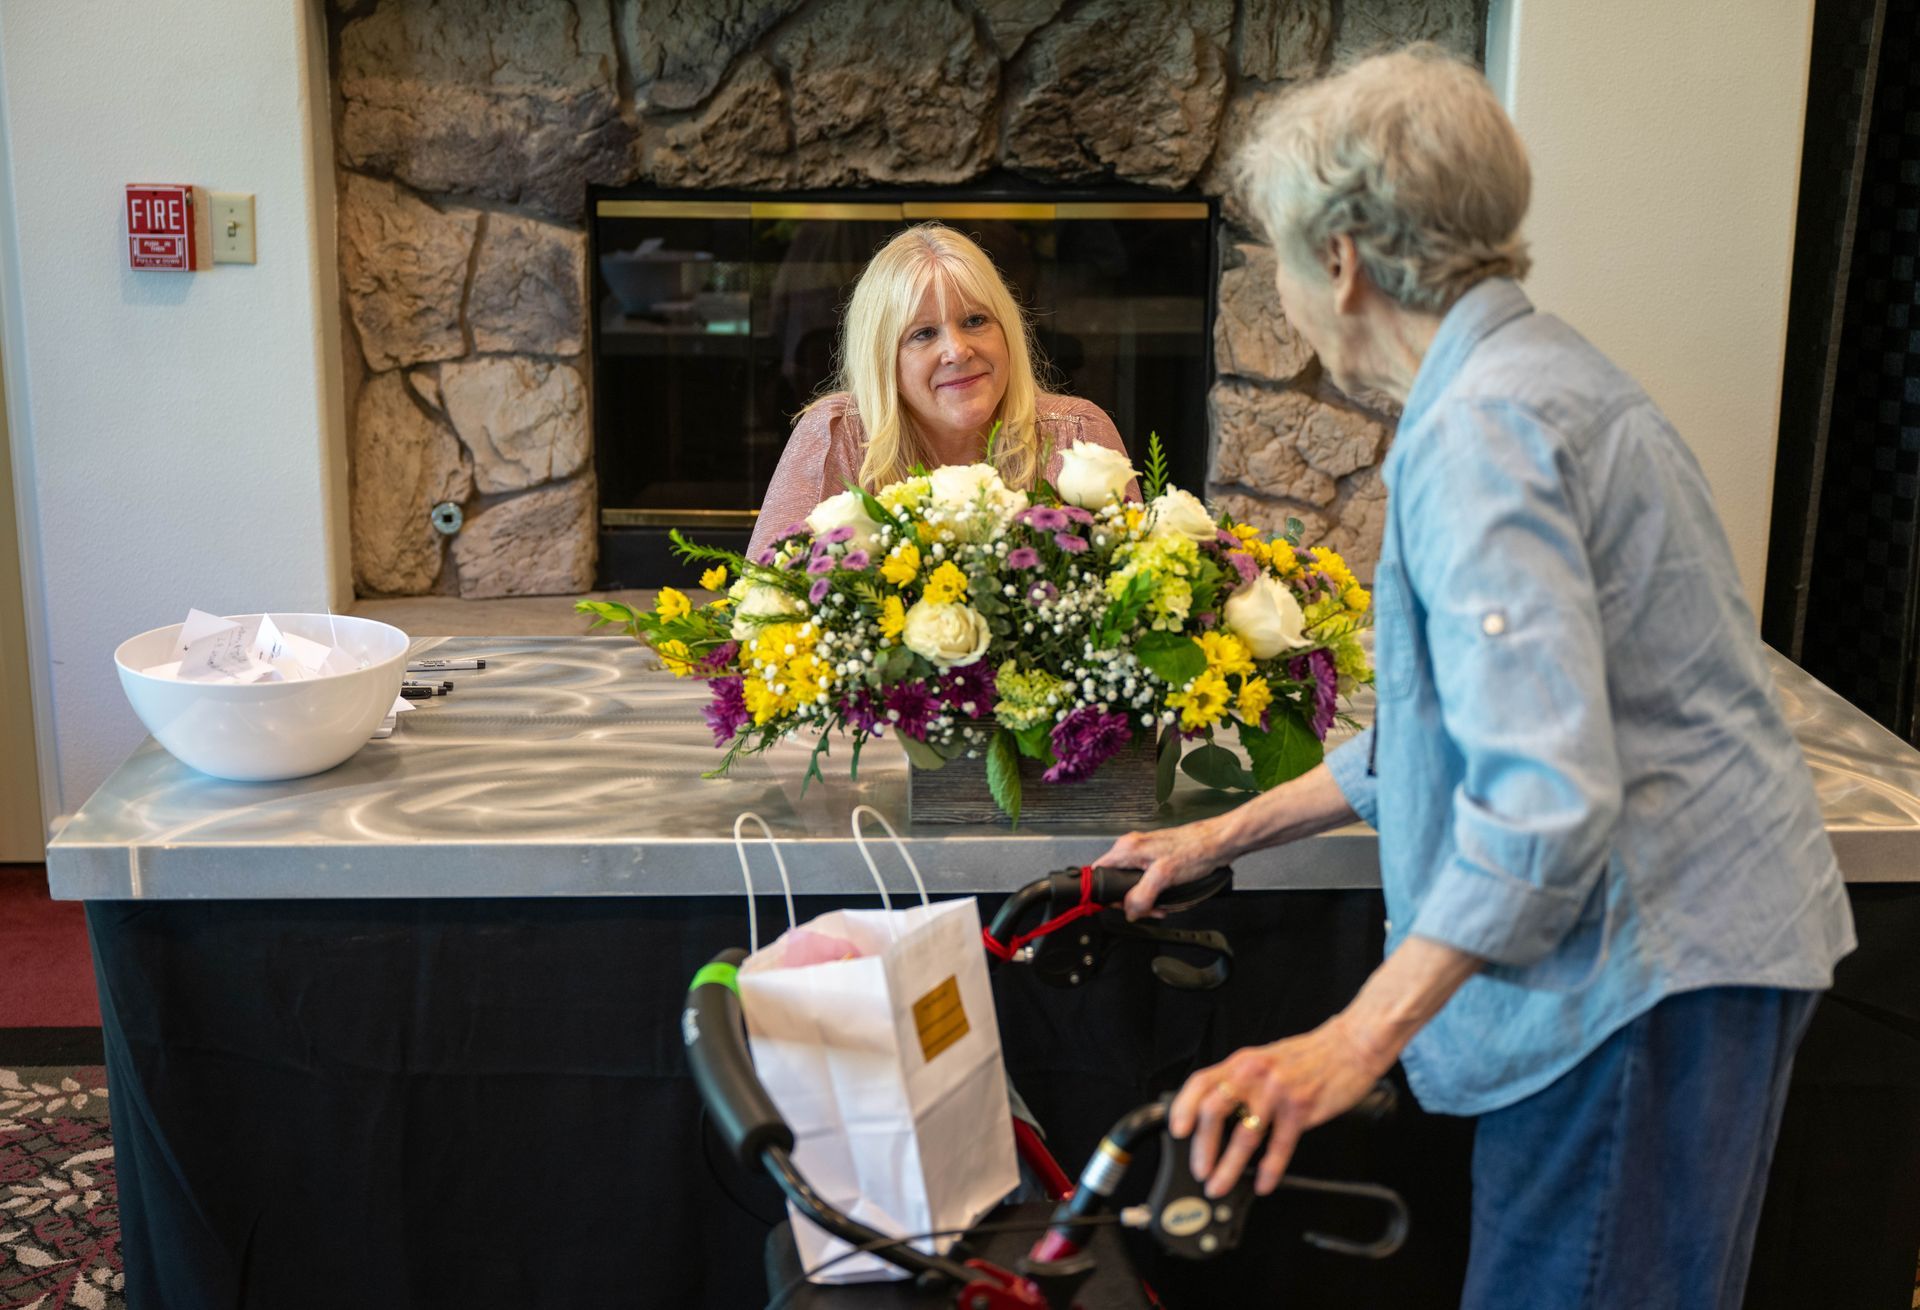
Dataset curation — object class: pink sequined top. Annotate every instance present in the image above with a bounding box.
[748,391,1137,559]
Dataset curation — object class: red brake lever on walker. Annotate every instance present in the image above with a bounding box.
[984,866,1235,990]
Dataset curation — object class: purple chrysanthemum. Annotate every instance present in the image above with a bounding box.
[1228,551,1260,586]
[697,641,740,674]
[1195,610,1218,629]
[841,689,883,736]
[936,660,998,717]
[1006,546,1041,570]
[781,521,811,540]
[809,578,831,604]
[884,681,938,740]
[1022,506,1070,531]
[1058,505,1094,525]
[806,554,835,576]
[702,676,750,745]
[820,525,855,545]
[1288,648,1340,741]
[842,549,871,571]
[1043,707,1134,784]
[1028,580,1060,605]
[753,548,776,567]
[1216,529,1240,549]
[1054,533,1089,554]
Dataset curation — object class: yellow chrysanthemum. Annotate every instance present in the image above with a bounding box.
[1311,547,1356,592]
[655,638,697,678]
[922,561,969,605]
[655,587,691,621]
[1167,670,1232,731]
[1237,675,1273,722]
[743,675,783,725]
[878,595,906,640]
[1268,539,1299,577]
[882,543,921,587]
[699,565,728,591]
[1198,631,1255,678]
[1342,584,1371,614]
[1123,506,1146,535]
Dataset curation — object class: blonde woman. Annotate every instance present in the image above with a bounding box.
[747,223,1136,559]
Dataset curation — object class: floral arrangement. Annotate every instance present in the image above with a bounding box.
[579,434,1372,823]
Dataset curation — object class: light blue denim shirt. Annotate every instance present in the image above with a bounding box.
[1323,278,1856,1116]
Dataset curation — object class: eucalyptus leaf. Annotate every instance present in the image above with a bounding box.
[987,728,1023,827]
[899,734,948,770]
[1181,742,1256,793]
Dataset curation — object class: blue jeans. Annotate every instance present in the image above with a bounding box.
[1461,986,1818,1310]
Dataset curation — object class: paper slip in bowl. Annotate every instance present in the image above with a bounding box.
[114,613,409,781]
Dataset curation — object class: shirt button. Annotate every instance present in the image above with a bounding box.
[1384,919,1394,936]
[1482,611,1507,636]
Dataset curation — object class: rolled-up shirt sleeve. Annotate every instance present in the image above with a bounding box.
[1324,728,1379,828]
[1400,400,1624,968]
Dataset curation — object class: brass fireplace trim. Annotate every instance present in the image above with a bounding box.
[601,508,761,529]
[595,199,1209,222]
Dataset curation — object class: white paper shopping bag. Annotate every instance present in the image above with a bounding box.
[735,806,1020,1283]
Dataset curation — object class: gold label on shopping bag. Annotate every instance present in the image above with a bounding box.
[912,975,970,1063]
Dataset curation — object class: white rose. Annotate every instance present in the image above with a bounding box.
[805,489,881,552]
[1222,574,1310,659]
[928,462,1027,521]
[1147,488,1218,542]
[729,584,806,641]
[901,600,992,668]
[1054,441,1137,508]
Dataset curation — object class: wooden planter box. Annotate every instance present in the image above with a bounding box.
[907,731,1162,826]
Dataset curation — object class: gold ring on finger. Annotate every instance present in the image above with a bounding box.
[1241,1113,1263,1133]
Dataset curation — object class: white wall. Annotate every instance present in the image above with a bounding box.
[1487,0,1814,615]
[0,0,347,826]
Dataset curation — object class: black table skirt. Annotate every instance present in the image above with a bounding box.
[85,887,1917,1309]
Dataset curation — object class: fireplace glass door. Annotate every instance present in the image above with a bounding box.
[590,190,1216,584]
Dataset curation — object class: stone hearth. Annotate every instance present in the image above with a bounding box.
[330,0,1485,598]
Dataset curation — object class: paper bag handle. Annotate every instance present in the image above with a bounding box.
[732,812,798,954]
[850,805,931,922]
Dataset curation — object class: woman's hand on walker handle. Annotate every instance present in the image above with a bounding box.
[1172,1014,1392,1198]
[1172,935,1485,1198]
[1094,763,1364,920]
[1092,822,1228,920]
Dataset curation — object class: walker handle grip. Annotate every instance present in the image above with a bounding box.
[683,949,794,1168]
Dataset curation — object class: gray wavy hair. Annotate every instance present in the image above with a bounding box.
[1234,44,1532,313]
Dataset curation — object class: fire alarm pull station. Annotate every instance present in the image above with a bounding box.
[125,184,210,271]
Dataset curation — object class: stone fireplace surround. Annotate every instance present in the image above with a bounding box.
[331,0,1485,600]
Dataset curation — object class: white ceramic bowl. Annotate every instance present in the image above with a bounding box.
[114,613,410,782]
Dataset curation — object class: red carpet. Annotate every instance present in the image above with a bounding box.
[0,865,100,1029]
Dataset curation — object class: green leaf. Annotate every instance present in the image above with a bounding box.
[1097,571,1154,646]
[1181,742,1256,792]
[881,645,916,681]
[1239,707,1324,790]
[1134,631,1208,685]
[1284,517,1305,545]
[983,418,1004,464]
[1156,725,1180,806]
[1142,431,1171,501]
[1012,721,1055,763]
[899,734,948,770]
[987,728,1023,827]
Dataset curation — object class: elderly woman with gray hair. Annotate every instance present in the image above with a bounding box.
[1095,45,1854,1310]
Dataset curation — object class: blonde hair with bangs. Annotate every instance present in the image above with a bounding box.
[815,223,1044,492]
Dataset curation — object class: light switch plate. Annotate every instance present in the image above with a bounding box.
[210,192,255,264]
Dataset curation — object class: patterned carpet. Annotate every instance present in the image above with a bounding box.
[0,1065,119,1310]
